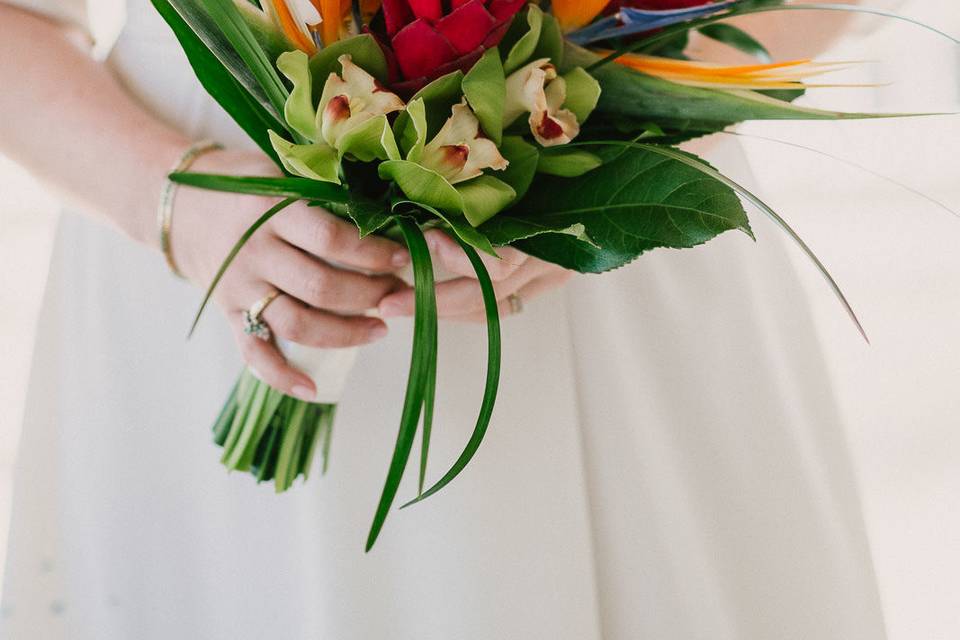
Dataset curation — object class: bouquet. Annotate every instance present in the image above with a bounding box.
[152,0,954,549]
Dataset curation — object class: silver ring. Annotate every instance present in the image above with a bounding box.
[243,290,281,341]
[507,293,524,315]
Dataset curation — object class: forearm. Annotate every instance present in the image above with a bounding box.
[0,4,191,248]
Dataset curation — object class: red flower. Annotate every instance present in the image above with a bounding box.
[377,0,527,94]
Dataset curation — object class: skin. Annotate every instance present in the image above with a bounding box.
[0,1,856,399]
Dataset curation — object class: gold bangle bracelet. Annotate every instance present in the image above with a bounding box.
[158,139,223,279]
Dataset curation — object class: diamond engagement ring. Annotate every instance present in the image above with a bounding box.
[243,290,281,341]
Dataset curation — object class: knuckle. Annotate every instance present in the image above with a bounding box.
[276,311,307,342]
[304,269,333,305]
[311,215,340,253]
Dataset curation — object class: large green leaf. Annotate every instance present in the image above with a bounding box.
[151,0,284,163]
[194,0,290,124]
[483,145,751,271]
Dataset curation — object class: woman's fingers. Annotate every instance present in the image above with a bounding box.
[230,316,317,401]
[447,269,574,324]
[261,294,388,348]
[272,204,410,273]
[379,258,555,318]
[423,229,529,282]
[257,238,405,314]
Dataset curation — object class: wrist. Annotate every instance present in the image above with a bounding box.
[156,140,224,279]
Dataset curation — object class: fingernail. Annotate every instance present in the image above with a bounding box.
[369,323,389,340]
[291,385,316,402]
[392,250,410,267]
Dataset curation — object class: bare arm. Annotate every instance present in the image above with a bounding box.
[0,4,189,246]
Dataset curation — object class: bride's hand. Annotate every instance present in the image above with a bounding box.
[377,229,572,322]
[171,149,410,401]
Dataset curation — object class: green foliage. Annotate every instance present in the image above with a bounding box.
[366,218,437,552]
[482,145,751,272]
[269,132,340,183]
[496,136,540,202]
[402,237,502,509]
[463,49,507,145]
[502,4,544,74]
[151,0,284,163]
[536,149,602,177]
[560,67,602,124]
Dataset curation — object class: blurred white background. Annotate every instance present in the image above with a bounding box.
[0,3,958,638]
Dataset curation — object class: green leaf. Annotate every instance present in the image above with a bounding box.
[502,4,544,74]
[269,131,341,183]
[380,160,463,212]
[486,145,751,271]
[151,0,284,163]
[336,114,401,162]
[194,0,290,127]
[497,136,540,203]
[397,201,498,258]
[533,11,564,67]
[366,218,437,552]
[308,34,391,102]
[398,98,429,162]
[463,48,506,145]
[562,67,602,124]
[456,176,517,227]
[276,50,317,141]
[169,172,350,201]
[537,149,602,177]
[697,24,771,62]
[402,237,501,508]
[188,198,297,336]
[517,233,635,273]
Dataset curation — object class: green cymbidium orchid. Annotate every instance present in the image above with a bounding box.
[269,51,404,183]
[381,98,516,228]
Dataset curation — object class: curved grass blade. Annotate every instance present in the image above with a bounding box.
[720,130,960,220]
[633,142,869,342]
[589,4,960,71]
[401,237,502,508]
[419,317,438,496]
[170,173,352,203]
[189,197,297,337]
[366,217,436,552]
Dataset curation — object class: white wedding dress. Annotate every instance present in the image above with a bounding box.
[1,2,887,639]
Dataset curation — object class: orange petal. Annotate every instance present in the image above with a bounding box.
[271,0,317,54]
[551,0,611,32]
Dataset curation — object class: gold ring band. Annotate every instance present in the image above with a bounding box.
[508,293,524,315]
[243,290,281,341]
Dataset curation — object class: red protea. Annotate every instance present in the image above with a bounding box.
[377,0,527,94]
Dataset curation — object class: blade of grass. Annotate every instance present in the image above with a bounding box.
[719,130,960,220]
[402,236,502,508]
[170,173,352,202]
[189,197,297,337]
[365,217,437,552]
[600,141,869,342]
